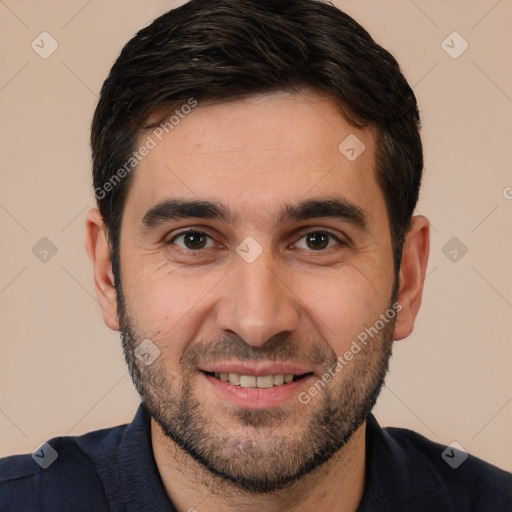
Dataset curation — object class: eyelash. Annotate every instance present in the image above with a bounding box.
[165,228,347,256]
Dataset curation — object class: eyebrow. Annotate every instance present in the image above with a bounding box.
[277,198,368,230]
[141,199,236,230]
[140,197,368,231]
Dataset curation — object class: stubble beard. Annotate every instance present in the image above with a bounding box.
[117,281,395,493]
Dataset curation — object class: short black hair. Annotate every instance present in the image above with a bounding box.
[91,0,422,286]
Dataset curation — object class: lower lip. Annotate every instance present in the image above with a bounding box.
[202,372,316,409]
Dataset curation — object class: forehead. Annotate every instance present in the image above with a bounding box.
[124,91,385,227]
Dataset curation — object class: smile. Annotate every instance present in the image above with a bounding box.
[204,371,312,388]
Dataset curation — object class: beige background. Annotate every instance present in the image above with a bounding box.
[1,0,511,472]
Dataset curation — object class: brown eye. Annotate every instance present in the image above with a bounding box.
[294,231,342,251]
[306,232,329,250]
[169,231,214,251]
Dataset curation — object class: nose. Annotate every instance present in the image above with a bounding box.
[215,250,300,348]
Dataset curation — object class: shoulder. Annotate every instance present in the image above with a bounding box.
[0,423,128,512]
[383,424,512,510]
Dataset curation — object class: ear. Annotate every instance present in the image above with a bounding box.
[85,208,120,331]
[393,215,430,341]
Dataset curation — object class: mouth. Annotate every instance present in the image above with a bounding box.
[202,371,314,388]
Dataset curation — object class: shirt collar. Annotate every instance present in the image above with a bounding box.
[356,413,410,511]
[97,403,176,511]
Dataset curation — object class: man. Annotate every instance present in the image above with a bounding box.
[1,0,510,510]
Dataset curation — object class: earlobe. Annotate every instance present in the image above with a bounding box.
[85,208,120,331]
[393,216,430,341]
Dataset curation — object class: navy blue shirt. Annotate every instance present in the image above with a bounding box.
[1,404,511,511]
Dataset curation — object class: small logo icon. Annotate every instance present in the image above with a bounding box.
[442,237,468,263]
[503,186,512,200]
[441,441,468,469]
[32,237,58,263]
[441,32,468,59]
[236,236,263,264]
[32,442,58,469]
[134,339,160,366]
[31,32,59,59]
[338,134,366,162]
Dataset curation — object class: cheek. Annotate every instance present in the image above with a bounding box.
[297,266,391,354]
[122,266,228,358]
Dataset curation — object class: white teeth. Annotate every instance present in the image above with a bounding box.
[240,375,257,388]
[273,374,284,385]
[228,373,240,385]
[256,375,274,389]
[211,372,302,388]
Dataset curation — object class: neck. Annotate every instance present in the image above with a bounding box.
[151,419,367,512]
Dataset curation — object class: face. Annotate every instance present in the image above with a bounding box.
[116,91,397,492]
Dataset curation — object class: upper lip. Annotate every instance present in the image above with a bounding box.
[200,362,315,377]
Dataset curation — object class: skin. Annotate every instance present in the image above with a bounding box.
[86,90,430,512]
